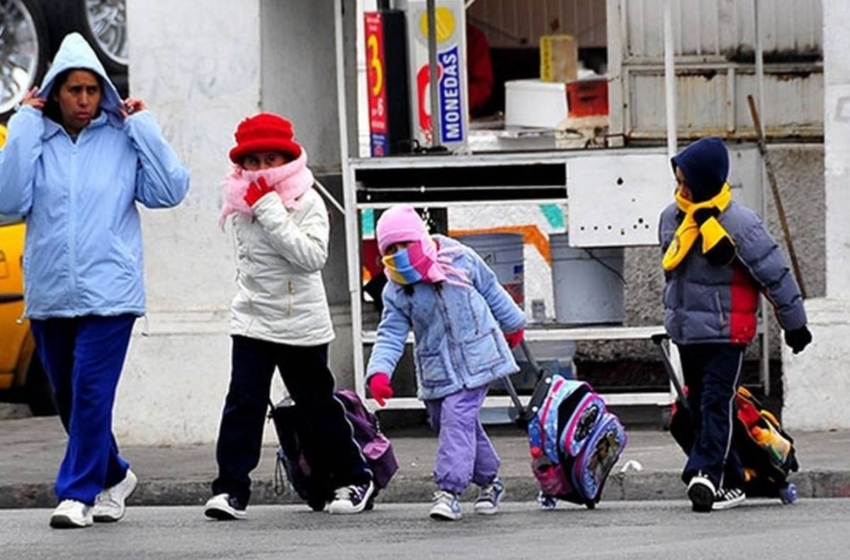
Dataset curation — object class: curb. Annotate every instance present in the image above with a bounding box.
[3,470,849,509]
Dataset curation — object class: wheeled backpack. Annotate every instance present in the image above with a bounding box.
[653,333,799,503]
[503,342,628,508]
[269,389,399,509]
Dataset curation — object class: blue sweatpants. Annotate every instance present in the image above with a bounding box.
[679,343,746,490]
[30,315,136,505]
[425,385,500,494]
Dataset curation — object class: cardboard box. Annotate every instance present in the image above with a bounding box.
[505,79,568,129]
[540,34,578,83]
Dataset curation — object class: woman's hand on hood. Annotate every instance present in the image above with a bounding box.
[20,86,45,111]
[119,97,147,119]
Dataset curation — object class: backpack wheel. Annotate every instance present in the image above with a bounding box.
[779,482,798,505]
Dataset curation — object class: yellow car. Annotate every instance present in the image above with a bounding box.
[0,124,55,415]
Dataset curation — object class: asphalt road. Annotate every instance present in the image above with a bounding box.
[1,500,849,560]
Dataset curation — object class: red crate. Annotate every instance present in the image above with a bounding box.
[566,79,609,118]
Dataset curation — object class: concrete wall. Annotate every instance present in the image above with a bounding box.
[782,0,850,430]
[116,0,351,444]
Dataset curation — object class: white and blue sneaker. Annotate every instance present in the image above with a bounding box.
[429,490,462,521]
[474,478,505,515]
[537,491,557,511]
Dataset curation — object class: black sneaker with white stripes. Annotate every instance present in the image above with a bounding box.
[712,487,746,510]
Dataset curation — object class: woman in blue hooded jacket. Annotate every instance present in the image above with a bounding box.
[659,137,810,513]
[0,33,190,529]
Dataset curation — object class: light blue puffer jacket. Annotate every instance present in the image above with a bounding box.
[0,33,190,319]
[366,235,527,401]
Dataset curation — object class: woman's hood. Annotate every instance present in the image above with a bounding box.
[38,33,123,114]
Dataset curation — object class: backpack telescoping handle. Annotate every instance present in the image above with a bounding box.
[650,333,689,412]
[502,339,544,427]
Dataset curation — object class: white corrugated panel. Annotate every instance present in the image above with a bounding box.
[624,0,822,59]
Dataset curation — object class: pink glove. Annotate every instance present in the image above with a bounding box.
[504,328,525,350]
[368,373,394,407]
[244,176,274,207]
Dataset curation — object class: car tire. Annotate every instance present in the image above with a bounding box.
[41,0,129,95]
[0,0,51,122]
[24,352,57,417]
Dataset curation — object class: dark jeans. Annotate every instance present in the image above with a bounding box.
[679,343,746,490]
[212,336,371,506]
[30,315,136,504]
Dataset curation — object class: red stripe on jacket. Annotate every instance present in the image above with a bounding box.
[729,265,759,344]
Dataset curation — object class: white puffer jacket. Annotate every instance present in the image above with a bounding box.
[228,187,334,346]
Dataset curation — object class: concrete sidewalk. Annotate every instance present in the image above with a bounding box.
[1,416,849,509]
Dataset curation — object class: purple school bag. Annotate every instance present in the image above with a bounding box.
[270,389,399,508]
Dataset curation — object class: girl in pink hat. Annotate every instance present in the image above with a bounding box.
[367,205,526,520]
[207,113,374,520]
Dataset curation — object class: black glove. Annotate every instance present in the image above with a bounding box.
[704,237,736,266]
[693,207,720,226]
[784,326,812,354]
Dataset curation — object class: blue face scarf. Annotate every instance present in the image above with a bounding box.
[382,247,424,285]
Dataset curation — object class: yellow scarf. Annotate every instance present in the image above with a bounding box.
[662,183,734,271]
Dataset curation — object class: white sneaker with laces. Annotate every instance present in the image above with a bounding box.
[93,469,138,522]
[50,500,93,529]
[712,487,746,510]
[328,481,375,515]
[429,490,462,521]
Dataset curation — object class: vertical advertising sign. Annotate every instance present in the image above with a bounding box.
[364,11,412,157]
[400,0,469,151]
[365,12,390,157]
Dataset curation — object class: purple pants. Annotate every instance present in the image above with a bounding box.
[424,385,500,494]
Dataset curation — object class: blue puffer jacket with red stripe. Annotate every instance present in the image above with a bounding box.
[658,200,807,345]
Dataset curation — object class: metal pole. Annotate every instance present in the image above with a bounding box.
[753,0,771,395]
[426,0,441,147]
[663,0,677,158]
[334,0,367,400]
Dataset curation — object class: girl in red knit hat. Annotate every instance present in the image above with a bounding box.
[205,113,374,519]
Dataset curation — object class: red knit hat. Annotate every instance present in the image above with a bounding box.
[228,113,303,164]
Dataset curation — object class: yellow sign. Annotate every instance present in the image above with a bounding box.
[0,125,6,148]
[419,6,455,43]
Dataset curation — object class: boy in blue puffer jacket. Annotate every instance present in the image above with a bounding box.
[659,137,811,513]
[366,205,526,521]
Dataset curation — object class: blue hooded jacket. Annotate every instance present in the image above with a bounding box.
[0,33,190,319]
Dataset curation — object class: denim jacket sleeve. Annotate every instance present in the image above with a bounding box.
[366,288,411,381]
[467,248,526,334]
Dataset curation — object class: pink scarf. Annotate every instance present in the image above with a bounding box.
[218,151,314,229]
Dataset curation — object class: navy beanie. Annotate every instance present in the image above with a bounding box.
[671,137,729,203]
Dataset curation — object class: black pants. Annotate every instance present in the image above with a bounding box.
[679,343,746,490]
[212,336,371,505]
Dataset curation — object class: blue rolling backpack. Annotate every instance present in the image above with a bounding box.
[506,342,628,509]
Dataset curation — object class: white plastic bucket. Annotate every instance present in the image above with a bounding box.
[457,233,525,308]
[550,233,624,325]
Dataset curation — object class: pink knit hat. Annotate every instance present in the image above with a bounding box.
[376,205,428,255]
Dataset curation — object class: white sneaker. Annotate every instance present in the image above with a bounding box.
[203,493,247,520]
[429,490,462,521]
[328,481,375,515]
[93,469,138,522]
[50,500,93,529]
